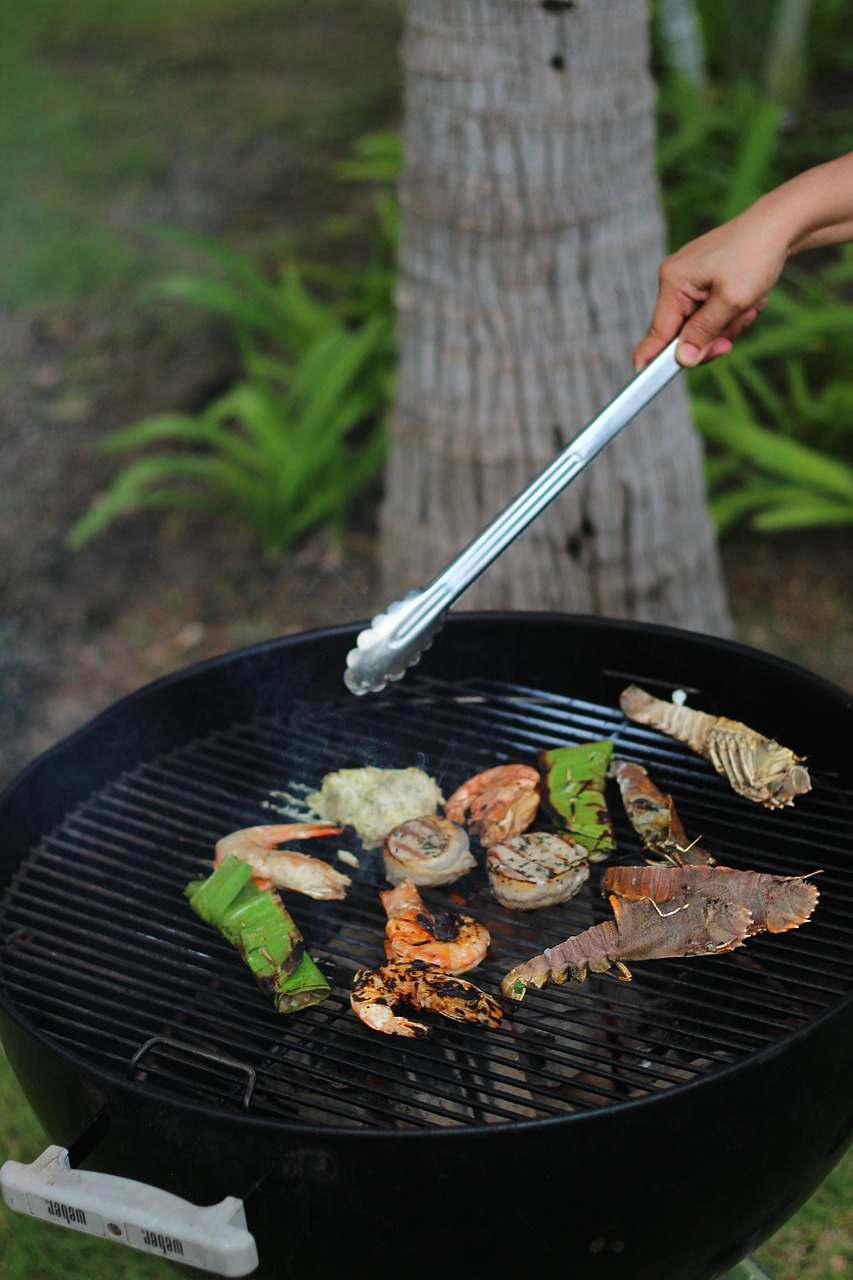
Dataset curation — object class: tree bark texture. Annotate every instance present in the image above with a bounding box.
[379,0,732,635]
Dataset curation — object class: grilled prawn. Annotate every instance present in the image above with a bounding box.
[610,759,714,865]
[445,764,540,847]
[383,814,475,886]
[351,959,503,1039]
[381,880,490,974]
[486,832,590,910]
[619,685,811,809]
[214,822,350,898]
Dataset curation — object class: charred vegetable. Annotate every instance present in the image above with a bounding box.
[186,855,331,1012]
[610,759,714,865]
[619,685,811,809]
[502,863,818,998]
[538,739,615,860]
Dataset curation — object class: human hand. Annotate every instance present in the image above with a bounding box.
[633,213,784,371]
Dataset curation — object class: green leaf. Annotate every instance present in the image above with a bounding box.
[693,405,853,499]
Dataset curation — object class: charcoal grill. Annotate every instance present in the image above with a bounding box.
[0,614,851,1280]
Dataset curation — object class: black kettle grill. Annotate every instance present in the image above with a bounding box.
[0,614,851,1280]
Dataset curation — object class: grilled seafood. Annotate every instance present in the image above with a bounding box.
[486,832,590,910]
[502,861,819,998]
[214,823,350,898]
[610,759,714,865]
[306,766,444,848]
[383,814,475,886]
[502,894,754,997]
[381,881,490,974]
[620,685,811,809]
[351,959,503,1038]
[539,739,616,861]
[603,864,819,935]
[445,764,540,847]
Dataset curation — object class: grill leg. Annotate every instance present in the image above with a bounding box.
[720,1257,777,1280]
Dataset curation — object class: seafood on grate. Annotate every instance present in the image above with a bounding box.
[619,685,811,809]
[603,864,820,936]
[502,862,818,999]
[214,822,350,898]
[486,831,590,910]
[610,759,714,865]
[306,766,444,848]
[383,814,475,886]
[381,880,490,974]
[445,764,540,847]
[351,959,503,1039]
[539,739,616,861]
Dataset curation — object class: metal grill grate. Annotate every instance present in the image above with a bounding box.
[1,673,851,1130]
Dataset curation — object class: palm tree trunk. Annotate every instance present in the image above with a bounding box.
[379,0,732,635]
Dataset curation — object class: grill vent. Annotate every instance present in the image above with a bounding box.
[1,675,850,1130]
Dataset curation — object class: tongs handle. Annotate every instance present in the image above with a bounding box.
[345,339,682,694]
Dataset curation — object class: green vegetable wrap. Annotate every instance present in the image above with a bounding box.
[186,855,330,1012]
[539,739,616,861]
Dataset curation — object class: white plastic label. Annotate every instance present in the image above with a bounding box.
[0,1146,258,1276]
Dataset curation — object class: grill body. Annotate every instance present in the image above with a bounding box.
[1,614,851,1280]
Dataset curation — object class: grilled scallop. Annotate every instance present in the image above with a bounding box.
[486,832,589,910]
[383,815,475,887]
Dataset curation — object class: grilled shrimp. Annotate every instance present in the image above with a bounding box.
[383,814,475,886]
[381,880,490,974]
[351,959,503,1039]
[444,764,540,847]
[610,759,714,865]
[214,823,350,899]
[619,686,811,809]
[486,832,589,910]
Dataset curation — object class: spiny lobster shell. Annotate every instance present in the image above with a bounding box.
[620,686,812,808]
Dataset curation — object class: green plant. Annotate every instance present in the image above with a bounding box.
[69,134,399,558]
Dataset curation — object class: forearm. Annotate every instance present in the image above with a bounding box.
[755,152,853,257]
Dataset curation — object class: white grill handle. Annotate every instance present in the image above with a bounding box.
[1,1145,259,1276]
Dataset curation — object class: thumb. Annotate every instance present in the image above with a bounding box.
[676,294,744,366]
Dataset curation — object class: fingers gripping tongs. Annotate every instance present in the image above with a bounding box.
[344,339,682,695]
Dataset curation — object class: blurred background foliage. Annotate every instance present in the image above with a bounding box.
[0,2,851,1278]
[59,0,853,555]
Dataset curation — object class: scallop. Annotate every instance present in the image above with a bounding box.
[486,832,589,910]
[383,815,475,887]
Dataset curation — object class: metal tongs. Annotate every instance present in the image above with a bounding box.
[344,337,682,695]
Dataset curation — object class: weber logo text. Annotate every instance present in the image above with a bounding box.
[46,1200,87,1226]
[142,1229,185,1256]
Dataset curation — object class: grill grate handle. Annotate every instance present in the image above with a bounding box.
[344,339,682,694]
